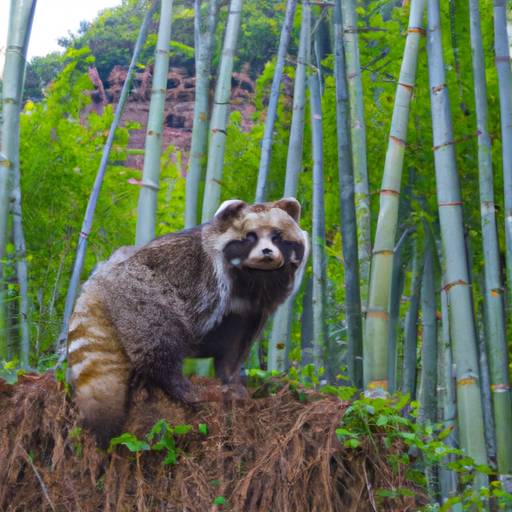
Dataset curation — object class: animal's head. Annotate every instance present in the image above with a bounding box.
[211,198,309,271]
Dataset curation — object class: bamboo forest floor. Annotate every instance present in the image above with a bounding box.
[0,372,428,511]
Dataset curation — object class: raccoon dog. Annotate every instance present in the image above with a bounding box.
[67,198,309,447]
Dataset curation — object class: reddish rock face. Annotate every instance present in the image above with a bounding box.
[101,64,256,172]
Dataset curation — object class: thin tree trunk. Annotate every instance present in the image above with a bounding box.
[54,0,161,360]
[0,0,37,361]
[136,0,174,245]
[333,0,362,389]
[201,0,244,222]
[494,0,512,306]
[427,0,488,487]
[401,234,424,398]
[267,0,310,374]
[309,71,328,378]
[185,0,219,229]
[254,0,298,203]
[340,0,371,311]
[364,0,426,389]
[470,0,512,477]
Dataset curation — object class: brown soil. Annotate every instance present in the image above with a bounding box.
[0,372,427,511]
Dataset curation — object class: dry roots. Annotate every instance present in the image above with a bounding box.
[0,372,426,511]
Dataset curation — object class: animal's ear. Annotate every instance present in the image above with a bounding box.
[214,200,247,221]
[273,198,301,223]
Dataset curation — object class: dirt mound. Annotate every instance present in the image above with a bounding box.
[0,372,426,511]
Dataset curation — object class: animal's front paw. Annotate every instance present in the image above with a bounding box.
[168,377,201,404]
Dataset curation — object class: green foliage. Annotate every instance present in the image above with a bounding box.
[16,48,147,362]
[337,393,512,511]
[109,419,204,466]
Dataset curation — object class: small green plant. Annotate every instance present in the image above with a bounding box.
[147,419,192,465]
[212,496,231,510]
[109,419,205,466]
[68,427,83,458]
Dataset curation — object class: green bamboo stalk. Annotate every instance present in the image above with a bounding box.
[309,71,328,377]
[470,0,512,477]
[255,0,298,203]
[364,0,426,389]
[283,0,309,198]
[301,277,314,367]
[427,0,488,486]
[12,169,30,369]
[267,0,310,374]
[418,250,439,501]
[333,0,362,389]
[201,0,243,222]
[494,0,512,306]
[54,0,161,360]
[417,246,437,425]
[136,0,174,246]
[386,232,407,396]
[185,0,219,229]
[340,0,371,308]
[438,285,461,510]
[0,0,37,361]
[401,234,424,398]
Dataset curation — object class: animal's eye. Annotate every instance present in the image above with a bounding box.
[272,231,283,243]
[245,232,258,242]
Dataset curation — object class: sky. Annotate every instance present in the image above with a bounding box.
[0,0,122,72]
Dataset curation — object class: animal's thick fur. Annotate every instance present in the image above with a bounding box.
[67,198,309,447]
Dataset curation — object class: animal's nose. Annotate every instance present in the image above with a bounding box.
[262,248,273,255]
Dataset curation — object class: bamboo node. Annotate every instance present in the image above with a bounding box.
[367,310,389,321]
[389,135,407,147]
[367,380,388,392]
[457,378,476,386]
[379,189,400,197]
[494,56,511,64]
[79,232,89,240]
[371,249,394,256]
[408,27,426,37]
[438,201,462,207]
[491,383,511,393]
[443,279,468,291]
[398,82,415,91]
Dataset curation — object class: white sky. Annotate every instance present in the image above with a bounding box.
[1,0,122,73]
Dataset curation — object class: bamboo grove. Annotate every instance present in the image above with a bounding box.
[2,0,512,506]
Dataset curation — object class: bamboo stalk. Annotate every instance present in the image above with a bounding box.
[333,0,362,389]
[494,0,512,305]
[401,234,424,398]
[0,0,37,361]
[470,0,512,476]
[427,0,488,486]
[254,0,298,203]
[417,246,437,425]
[387,229,409,395]
[309,71,328,377]
[201,0,244,222]
[267,0,310,374]
[136,0,174,245]
[364,0,426,389]
[340,0,371,309]
[54,0,161,360]
[185,0,219,229]
[438,286,461,509]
